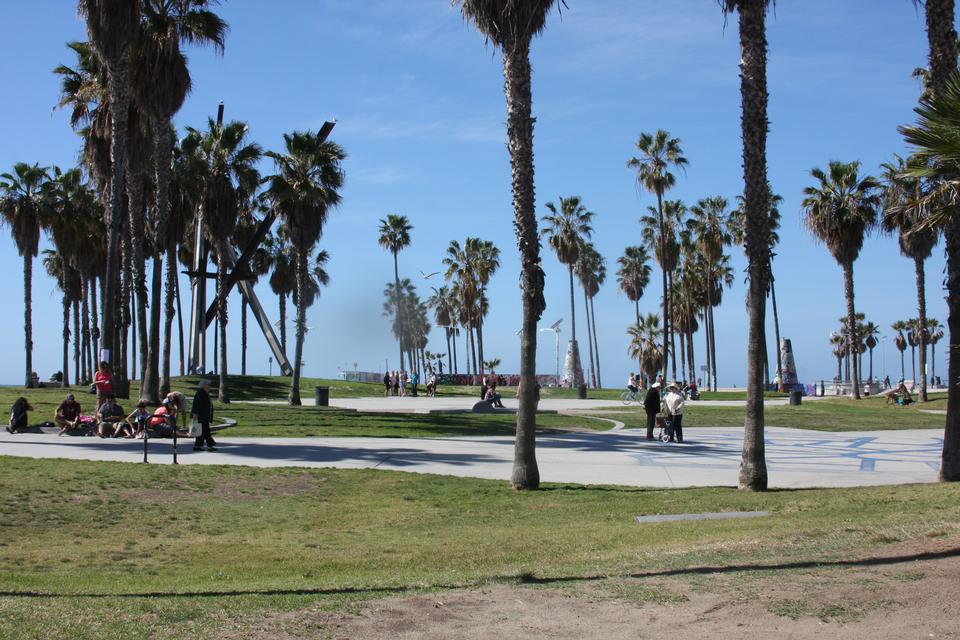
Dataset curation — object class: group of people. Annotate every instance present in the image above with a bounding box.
[382,370,439,397]
[633,375,688,443]
[6,375,218,452]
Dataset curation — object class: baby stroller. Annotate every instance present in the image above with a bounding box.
[655,415,674,442]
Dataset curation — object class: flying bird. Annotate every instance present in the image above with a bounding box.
[420,270,440,279]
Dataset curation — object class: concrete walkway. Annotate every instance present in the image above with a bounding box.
[0,426,941,489]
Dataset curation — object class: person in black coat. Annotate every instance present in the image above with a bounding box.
[191,380,216,451]
[643,382,661,441]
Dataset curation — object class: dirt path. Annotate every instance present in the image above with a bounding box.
[229,535,960,639]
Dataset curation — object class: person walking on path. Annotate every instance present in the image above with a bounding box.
[643,381,661,441]
[663,382,686,443]
[7,397,32,434]
[191,379,216,451]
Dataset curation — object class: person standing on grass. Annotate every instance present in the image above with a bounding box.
[191,379,216,452]
[7,397,32,434]
[663,382,686,443]
[54,393,82,435]
[411,370,419,397]
[383,371,391,397]
[93,361,113,408]
[392,371,399,397]
[643,381,661,441]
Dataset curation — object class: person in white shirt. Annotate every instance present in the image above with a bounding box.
[662,382,686,443]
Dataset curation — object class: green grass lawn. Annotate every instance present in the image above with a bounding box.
[0,457,957,638]
[600,394,947,431]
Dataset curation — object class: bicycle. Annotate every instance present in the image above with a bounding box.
[619,388,643,405]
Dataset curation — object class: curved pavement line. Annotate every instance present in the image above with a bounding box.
[562,413,625,432]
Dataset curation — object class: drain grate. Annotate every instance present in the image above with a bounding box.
[635,511,770,524]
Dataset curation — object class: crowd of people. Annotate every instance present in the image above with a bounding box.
[6,376,219,452]
[381,370,439,397]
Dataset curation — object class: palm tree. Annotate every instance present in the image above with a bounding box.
[928,318,944,384]
[801,160,881,400]
[892,319,909,380]
[628,130,688,383]
[0,163,50,387]
[182,118,262,403]
[616,245,652,376]
[541,195,594,387]
[456,0,558,490]
[720,0,776,491]
[881,154,938,401]
[135,0,227,404]
[265,130,346,405]
[378,214,413,372]
[79,0,141,382]
[259,229,296,354]
[829,332,846,383]
[471,239,501,377]
[627,313,663,384]
[427,285,455,374]
[443,239,479,380]
[483,358,501,372]
[577,242,606,389]
[907,318,921,384]
[688,196,731,391]
[862,321,880,383]
[904,0,958,481]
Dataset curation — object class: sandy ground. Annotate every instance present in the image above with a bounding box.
[225,535,960,639]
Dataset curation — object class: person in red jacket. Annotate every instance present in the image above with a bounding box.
[93,361,113,408]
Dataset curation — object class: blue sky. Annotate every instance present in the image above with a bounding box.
[0,0,949,386]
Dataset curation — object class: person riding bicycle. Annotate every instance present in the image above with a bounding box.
[626,373,639,395]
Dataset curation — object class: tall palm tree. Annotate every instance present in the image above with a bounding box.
[258,228,296,355]
[907,318,922,383]
[720,0,775,491]
[79,0,141,382]
[182,118,262,402]
[0,163,50,387]
[628,130,688,383]
[639,199,684,379]
[905,0,958,481]
[616,245,652,376]
[892,319,909,380]
[378,214,412,372]
[801,160,881,400]
[881,154,938,401]
[456,0,557,490]
[577,242,605,388]
[928,318,944,384]
[135,0,227,403]
[443,239,479,380]
[471,239,501,376]
[265,130,346,405]
[427,286,455,373]
[688,196,731,391]
[542,195,593,386]
[830,332,846,383]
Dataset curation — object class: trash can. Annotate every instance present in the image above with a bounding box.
[789,390,802,406]
[315,386,329,407]
[577,384,587,399]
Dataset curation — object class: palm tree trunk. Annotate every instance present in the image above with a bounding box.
[900,348,905,380]
[911,345,917,384]
[703,306,712,390]
[117,233,131,397]
[477,315,485,376]
[101,56,130,388]
[278,293,287,355]
[679,321,687,382]
[843,262,861,399]
[445,328,453,374]
[452,327,458,375]
[635,300,643,375]
[736,0,771,491]
[130,286,136,381]
[836,355,842,383]
[942,190,960,478]
[161,243,176,397]
[709,303,719,391]
[128,175,149,386]
[61,287,70,388]
[770,273,783,387]
[82,277,91,383]
[392,252,405,372]
[590,294,602,388]
[503,38,543,490]
[657,192,669,385]
[687,327,696,384]
[143,253,162,403]
[23,255,33,388]
[289,251,307,405]
[869,347,874,382]
[175,269,184,376]
[915,255,929,401]
[583,286,595,387]
[241,296,248,376]
[91,274,99,370]
[217,249,229,403]
[73,297,81,385]
[669,272,677,380]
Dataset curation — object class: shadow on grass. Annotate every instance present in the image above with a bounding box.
[2,546,956,599]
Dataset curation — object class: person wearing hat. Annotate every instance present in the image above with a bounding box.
[55,393,82,436]
[663,382,686,443]
[643,381,661,441]
[191,380,216,451]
